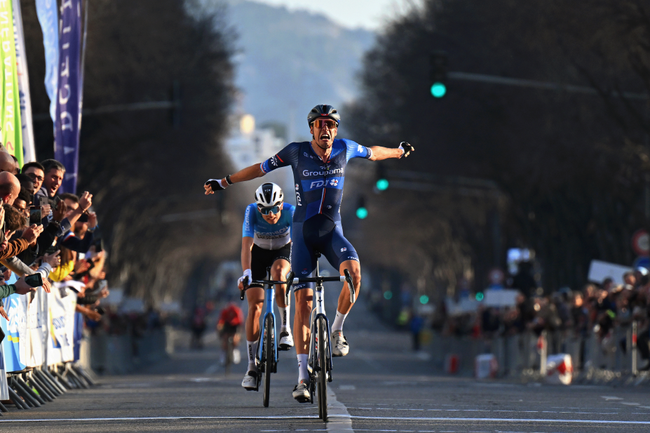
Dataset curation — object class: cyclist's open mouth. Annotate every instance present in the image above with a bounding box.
[320,133,331,140]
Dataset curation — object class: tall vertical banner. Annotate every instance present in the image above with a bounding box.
[0,1,22,162]
[35,0,59,125]
[54,0,82,194]
[13,0,35,164]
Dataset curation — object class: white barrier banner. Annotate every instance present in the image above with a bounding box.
[484,289,519,307]
[47,286,77,365]
[3,292,29,371]
[0,338,8,400]
[26,289,48,367]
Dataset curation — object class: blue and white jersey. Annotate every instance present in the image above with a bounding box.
[260,139,372,223]
[242,202,295,250]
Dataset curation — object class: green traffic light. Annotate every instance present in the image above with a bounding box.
[376,178,389,191]
[383,291,393,300]
[475,292,484,301]
[419,295,429,304]
[430,82,447,98]
[356,207,368,219]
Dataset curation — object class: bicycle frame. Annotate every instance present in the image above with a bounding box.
[307,259,332,378]
[257,282,278,368]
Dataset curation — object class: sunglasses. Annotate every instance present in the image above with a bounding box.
[258,204,281,215]
[312,119,338,129]
[26,173,44,182]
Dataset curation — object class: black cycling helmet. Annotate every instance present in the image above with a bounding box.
[307,104,340,126]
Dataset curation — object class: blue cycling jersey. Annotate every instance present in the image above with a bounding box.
[260,139,372,222]
[242,202,295,250]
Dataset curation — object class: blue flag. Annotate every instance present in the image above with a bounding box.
[54,0,82,194]
[35,0,59,124]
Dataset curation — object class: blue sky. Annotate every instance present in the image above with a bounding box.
[253,0,414,30]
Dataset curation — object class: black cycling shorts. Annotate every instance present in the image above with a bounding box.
[250,242,291,287]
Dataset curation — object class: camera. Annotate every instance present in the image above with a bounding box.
[24,273,43,287]
[29,206,41,225]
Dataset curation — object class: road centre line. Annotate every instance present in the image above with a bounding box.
[3,415,650,425]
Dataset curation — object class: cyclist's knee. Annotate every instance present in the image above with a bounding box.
[345,267,361,288]
[248,298,263,315]
[271,260,290,280]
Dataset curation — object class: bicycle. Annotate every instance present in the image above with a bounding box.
[219,329,240,375]
[285,252,355,422]
[241,276,291,407]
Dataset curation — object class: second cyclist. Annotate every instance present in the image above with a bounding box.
[239,182,295,390]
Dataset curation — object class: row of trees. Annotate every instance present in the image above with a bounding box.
[343,0,650,297]
[17,0,650,307]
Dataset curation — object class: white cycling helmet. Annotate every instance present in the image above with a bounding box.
[255,182,284,207]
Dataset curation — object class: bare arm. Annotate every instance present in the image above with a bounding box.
[368,141,414,161]
[368,146,405,161]
[204,163,265,195]
[241,236,254,273]
[238,237,254,290]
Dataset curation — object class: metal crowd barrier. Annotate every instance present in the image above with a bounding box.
[428,321,648,383]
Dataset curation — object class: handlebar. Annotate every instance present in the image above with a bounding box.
[240,277,291,301]
[241,272,356,304]
[288,271,356,304]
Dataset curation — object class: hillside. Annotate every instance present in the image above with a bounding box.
[224,0,376,139]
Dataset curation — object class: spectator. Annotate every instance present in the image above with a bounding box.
[512,261,537,298]
[35,159,65,204]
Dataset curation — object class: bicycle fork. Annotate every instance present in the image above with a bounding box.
[308,282,332,381]
[258,286,278,373]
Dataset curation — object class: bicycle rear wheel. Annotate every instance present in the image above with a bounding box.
[317,316,328,421]
[263,315,274,407]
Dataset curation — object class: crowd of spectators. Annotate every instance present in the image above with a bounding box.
[430,262,650,371]
[0,148,109,327]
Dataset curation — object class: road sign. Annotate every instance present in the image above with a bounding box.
[632,229,649,256]
[633,256,650,270]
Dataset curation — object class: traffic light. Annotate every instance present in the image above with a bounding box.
[356,196,368,219]
[375,164,389,192]
[429,51,448,98]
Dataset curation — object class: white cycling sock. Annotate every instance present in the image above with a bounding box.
[278,305,290,330]
[331,310,348,332]
[297,354,309,383]
[247,340,258,371]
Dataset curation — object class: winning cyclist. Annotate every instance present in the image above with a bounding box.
[204,104,414,402]
[239,182,295,390]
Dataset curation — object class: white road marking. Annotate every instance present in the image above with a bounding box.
[621,402,641,406]
[601,396,623,401]
[3,414,650,426]
[326,386,353,433]
[339,415,650,425]
[339,385,356,390]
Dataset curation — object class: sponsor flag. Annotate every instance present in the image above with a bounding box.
[35,0,59,124]
[54,0,82,194]
[0,0,22,163]
[13,0,35,163]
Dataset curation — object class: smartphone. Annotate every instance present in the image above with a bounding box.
[24,273,43,287]
[29,207,42,225]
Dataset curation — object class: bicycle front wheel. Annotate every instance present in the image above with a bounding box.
[317,316,328,421]
[263,315,274,407]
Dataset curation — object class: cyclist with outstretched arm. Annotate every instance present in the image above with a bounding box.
[205,104,414,402]
[238,182,295,390]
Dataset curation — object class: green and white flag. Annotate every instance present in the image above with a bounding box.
[0,0,22,165]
